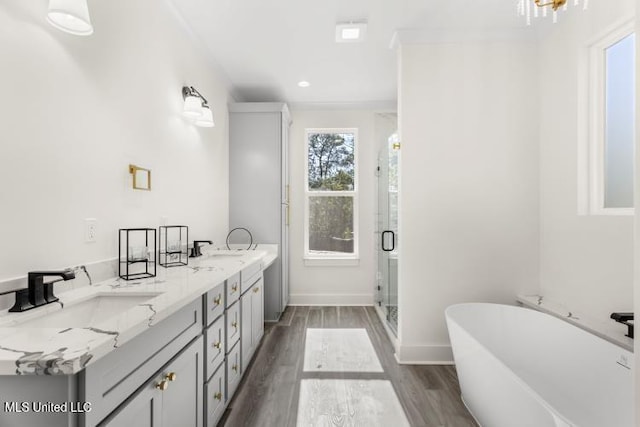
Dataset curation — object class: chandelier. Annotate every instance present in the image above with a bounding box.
[518,0,589,25]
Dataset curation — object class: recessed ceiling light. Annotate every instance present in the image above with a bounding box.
[298,81,310,88]
[335,22,367,43]
[341,28,360,40]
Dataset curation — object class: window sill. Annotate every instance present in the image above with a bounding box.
[587,207,634,216]
[304,257,360,267]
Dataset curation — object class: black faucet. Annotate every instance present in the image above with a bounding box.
[611,312,634,339]
[189,240,212,258]
[1,269,76,313]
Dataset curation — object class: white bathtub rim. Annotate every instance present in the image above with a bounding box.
[460,394,483,427]
[446,302,624,350]
[446,304,576,427]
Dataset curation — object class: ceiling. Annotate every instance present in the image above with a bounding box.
[169,0,532,106]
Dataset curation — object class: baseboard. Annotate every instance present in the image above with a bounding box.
[395,344,454,365]
[288,293,374,306]
[461,395,483,427]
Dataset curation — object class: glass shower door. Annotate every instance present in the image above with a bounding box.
[376,133,399,333]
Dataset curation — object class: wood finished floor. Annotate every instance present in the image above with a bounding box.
[220,306,477,427]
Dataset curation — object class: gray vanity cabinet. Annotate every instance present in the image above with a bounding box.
[225,272,241,307]
[203,282,227,427]
[159,336,203,427]
[205,315,226,379]
[99,378,160,427]
[204,282,225,326]
[251,277,265,348]
[226,341,242,398]
[205,364,226,426]
[229,102,290,322]
[0,259,268,427]
[240,273,264,370]
[82,299,202,426]
[101,336,203,427]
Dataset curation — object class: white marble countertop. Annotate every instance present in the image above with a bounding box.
[0,246,277,376]
[517,294,634,352]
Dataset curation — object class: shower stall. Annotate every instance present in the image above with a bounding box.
[375,115,399,335]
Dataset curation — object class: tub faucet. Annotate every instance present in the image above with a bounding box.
[610,312,634,339]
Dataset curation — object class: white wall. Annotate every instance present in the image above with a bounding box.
[288,109,378,305]
[635,0,640,419]
[397,38,540,362]
[538,0,635,324]
[0,0,230,282]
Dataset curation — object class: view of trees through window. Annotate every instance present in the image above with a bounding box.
[306,131,356,255]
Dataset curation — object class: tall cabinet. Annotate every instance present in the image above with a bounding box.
[229,103,290,322]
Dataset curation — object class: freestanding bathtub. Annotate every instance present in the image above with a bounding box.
[445,303,633,427]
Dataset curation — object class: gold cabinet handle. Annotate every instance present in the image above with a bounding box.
[231,321,238,329]
[232,364,238,372]
[214,392,223,401]
[165,372,177,382]
[213,341,222,350]
[231,284,238,292]
[155,380,169,391]
[213,295,221,306]
[253,287,260,293]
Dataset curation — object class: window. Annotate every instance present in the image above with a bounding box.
[304,129,358,261]
[603,32,635,209]
[584,24,636,215]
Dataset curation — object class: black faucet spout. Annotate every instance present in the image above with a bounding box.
[611,312,634,339]
[27,269,76,307]
[190,240,213,258]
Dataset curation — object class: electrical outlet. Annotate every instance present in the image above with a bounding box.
[85,218,97,243]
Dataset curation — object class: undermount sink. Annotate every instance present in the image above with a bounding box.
[207,254,244,258]
[10,293,162,329]
[205,251,246,259]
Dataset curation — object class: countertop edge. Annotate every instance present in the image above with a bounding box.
[0,248,278,375]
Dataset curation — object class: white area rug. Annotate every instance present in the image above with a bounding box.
[297,379,411,427]
[303,328,383,373]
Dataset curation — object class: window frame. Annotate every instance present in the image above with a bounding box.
[303,128,359,263]
[582,20,635,216]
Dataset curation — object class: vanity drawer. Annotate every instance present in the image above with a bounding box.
[205,315,226,381]
[225,273,240,307]
[204,282,225,327]
[82,299,202,426]
[240,262,262,294]
[226,341,241,399]
[205,364,226,427]
[226,300,241,350]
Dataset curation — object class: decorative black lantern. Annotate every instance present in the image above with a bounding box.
[159,225,189,268]
[119,228,157,280]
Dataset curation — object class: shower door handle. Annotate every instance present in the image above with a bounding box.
[381,231,395,252]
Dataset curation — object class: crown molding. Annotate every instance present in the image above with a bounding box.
[289,100,397,112]
[390,28,536,49]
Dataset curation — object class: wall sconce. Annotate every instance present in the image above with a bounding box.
[182,86,215,128]
[47,0,94,36]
